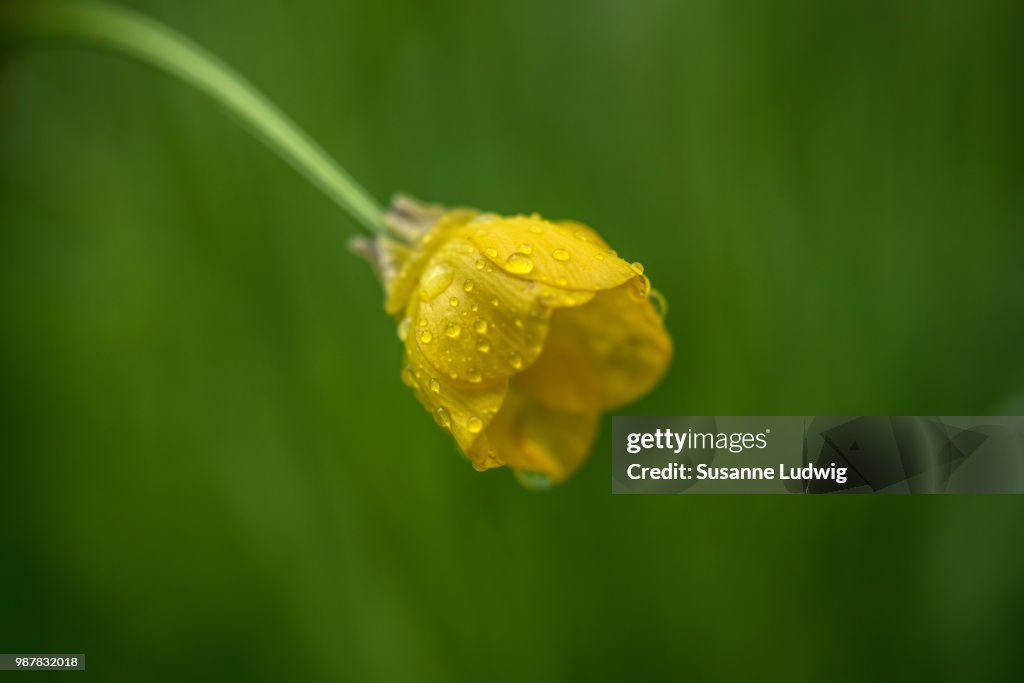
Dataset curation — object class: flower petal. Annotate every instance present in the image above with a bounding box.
[402,338,508,456]
[471,216,636,292]
[515,278,672,413]
[406,231,594,384]
[470,387,599,483]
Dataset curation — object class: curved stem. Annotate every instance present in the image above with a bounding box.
[1,0,387,235]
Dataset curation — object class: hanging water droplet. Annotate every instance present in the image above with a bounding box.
[467,416,483,434]
[504,253,535,274]
[429,378,441,393]
[474,319,488,334]
[508,351,523,369]
[449,296,460,307]
[419,262,454,301]
[433,406,451,428]
[552,248,570,261]
[463,279,474,292]
[466,367,482,383]
[445,321,462,338]
[516,469,553,490]
[516,243,533,255]
[419,330,433,344]
[630,262,645,275]
[397,317,411,341]
[476,338,491,353]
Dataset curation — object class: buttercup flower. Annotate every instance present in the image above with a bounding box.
[353,197,672,487]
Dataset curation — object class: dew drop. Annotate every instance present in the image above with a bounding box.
[449,296,460,307]
[419,319,428,328]
[429,378,441,393]
[463,279,474,292]
[491,298,500,307]
[528,224,543,234]
[449,371,458,380]
[607,249,618,257]
[595,253,605,261]
[476,338,491,353]
[470,302,479,311]
[433,406,451,428]
[573,230,588,242]
[466,367,482,383]
[397,317,411,341]
[514,318,524,329]
[474,319,488,334]
[555,276,568,286]
[467,416,484,434]
[552,248,571,261]
[504,253,535,274]
[484,247,498,259]
[419,330,433,344]
[475,259,485,270]
[508,351,523,369]
[419,262,454,301]
[445,322,462,338]
[455,242,476,254]
[630,262,645,275]
[516,243,533,255]
[517,470,553,490]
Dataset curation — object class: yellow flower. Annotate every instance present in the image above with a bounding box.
[353,196,672,487]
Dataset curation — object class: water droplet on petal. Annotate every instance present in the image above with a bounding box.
[484,247,498,259]
[630,262,645,275]
[419,319,428,327]
[419,330,433,344]
[504,252,534,274]
[475,259,485,270]
[397,317,411,341]
[508,351,523,369]
[445,322,462,338]
[514,318,524,329]
[467,367,482,383]
[434,406,451,428]
[528,224,543,234]
[429,378,441,393]
[555,276,568,286]
[552,248,570,261]
[517,243,533,255]
[470,302,479,312]
[455,242,475,254]
[463,279,474,292]
[476,338,491,353]
[573,231,588,241]
[419,262,454,301]
[467,416,483,434]
[449,296,460,307]
[474,319,488,334]
[491,298,500,307]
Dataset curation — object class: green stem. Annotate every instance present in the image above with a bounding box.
[1,0,387,235]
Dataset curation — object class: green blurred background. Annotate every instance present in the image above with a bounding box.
[2,0,1023,680]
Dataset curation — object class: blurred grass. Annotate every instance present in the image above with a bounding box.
[2,0,1024,680]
